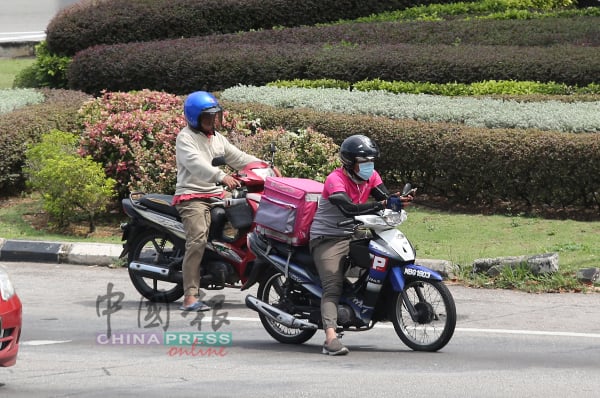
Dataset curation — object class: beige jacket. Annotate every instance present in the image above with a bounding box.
[174,127,260,196]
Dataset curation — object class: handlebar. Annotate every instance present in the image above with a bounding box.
[210,197,248,207]
[337,218,356,228]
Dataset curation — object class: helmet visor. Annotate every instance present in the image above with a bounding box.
[199,106,223,131]
[355,156,376,163]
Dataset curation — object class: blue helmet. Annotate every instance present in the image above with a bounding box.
[183,91,223,130]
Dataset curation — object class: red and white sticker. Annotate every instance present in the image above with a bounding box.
[371,256,388,272]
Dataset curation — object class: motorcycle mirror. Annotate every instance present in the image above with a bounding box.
[269,142,277,166]
[402,183,412,196]
[212,156,226,167]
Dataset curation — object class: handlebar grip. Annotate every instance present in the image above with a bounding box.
[225,198,247,207]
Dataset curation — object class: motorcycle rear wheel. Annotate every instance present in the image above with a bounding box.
[256,269,317,344]
[128,230,184,303]
[390,279,456,352]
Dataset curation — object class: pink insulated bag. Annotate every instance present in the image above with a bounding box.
[254,177,324,246]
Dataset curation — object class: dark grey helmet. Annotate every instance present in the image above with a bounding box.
[339,134,379,168]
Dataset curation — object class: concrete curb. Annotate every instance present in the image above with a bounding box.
[8,238,593,285]
[0,40,37,58]
[0,238,122,266]
[0,237,457,277]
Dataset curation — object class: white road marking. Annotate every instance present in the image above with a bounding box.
[19,320,600,346]
[455,328,600,339]
[225,317,600,338]
[21,340,72,346]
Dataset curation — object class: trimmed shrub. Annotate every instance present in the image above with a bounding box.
[221,85,600,133]
[77,90,341,198]
[0,89,91,197]
[68,39,600,95]
[78,90,186,199]
[0,89,45,114]
[272,78,600,96]
[227,127,341,182]
[12,42,71,89]
[46,0,435,56]
[24,130,116,232]
[221,100,600,211]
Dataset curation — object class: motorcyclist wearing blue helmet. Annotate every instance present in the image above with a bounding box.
[173,91,260,311]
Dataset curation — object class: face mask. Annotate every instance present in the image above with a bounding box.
[356,162,375,180]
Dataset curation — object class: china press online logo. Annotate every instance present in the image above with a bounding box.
[96,332,233,347]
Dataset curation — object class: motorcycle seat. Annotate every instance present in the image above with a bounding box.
[263,237,317,272]
[139,194,180,219]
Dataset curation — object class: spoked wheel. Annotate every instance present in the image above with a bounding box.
[390,279,456,352]
[256,269,317,344]
[128,230,184,303]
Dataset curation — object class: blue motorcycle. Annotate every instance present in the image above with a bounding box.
[244,188,457,352]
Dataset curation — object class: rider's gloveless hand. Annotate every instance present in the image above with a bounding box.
[221,175,240,190]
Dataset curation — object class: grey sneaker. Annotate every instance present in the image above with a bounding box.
[322,338,349,356]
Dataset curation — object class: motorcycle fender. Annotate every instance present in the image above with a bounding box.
[390,264,443,292]
[389,267,405,292]
[118,223,142,259]
[241,260,269,291]
[404,264,443,283]
[118,245,129,259]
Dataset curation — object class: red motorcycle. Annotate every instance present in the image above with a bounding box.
[119,158,278,302]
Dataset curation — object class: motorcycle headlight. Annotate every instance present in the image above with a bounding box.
[355,209,408,228]
[382,209,407,226]
[0,266,16,301]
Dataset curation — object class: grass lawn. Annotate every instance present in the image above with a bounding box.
[1,194,598,292]
[0,58,35,89]
[401,205,600,273]
[0,195,124,244]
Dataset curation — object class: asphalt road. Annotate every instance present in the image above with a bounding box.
[1,261,599,397]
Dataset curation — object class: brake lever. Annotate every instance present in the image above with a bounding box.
[402,188,417,198]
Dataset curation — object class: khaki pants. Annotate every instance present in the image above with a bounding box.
[310,237,350,330]
[175,199,212,298]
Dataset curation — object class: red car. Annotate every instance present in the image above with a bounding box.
[0,266,21,367]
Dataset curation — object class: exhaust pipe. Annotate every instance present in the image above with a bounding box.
[129,261,182,284]
[245,295,317,330]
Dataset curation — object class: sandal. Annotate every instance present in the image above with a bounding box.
[179,300,211,312]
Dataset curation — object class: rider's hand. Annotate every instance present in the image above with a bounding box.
[400,195,413,207]
[396,189,416,202]
[221,175,241,190]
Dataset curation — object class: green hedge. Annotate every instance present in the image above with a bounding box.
[68,40,600,95]
[46,0,451,56]
[161,16,600,47]
[0,89,91,196]
[272,78,600,96]
[221,85,600,132]
[222,100,600,210]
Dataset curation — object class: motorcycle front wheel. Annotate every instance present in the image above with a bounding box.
[256,269,317,344]
[390,279,456,352]
[128,230,184,303]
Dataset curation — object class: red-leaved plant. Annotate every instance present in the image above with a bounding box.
[78,90,185,198]
[78,90,339,199]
